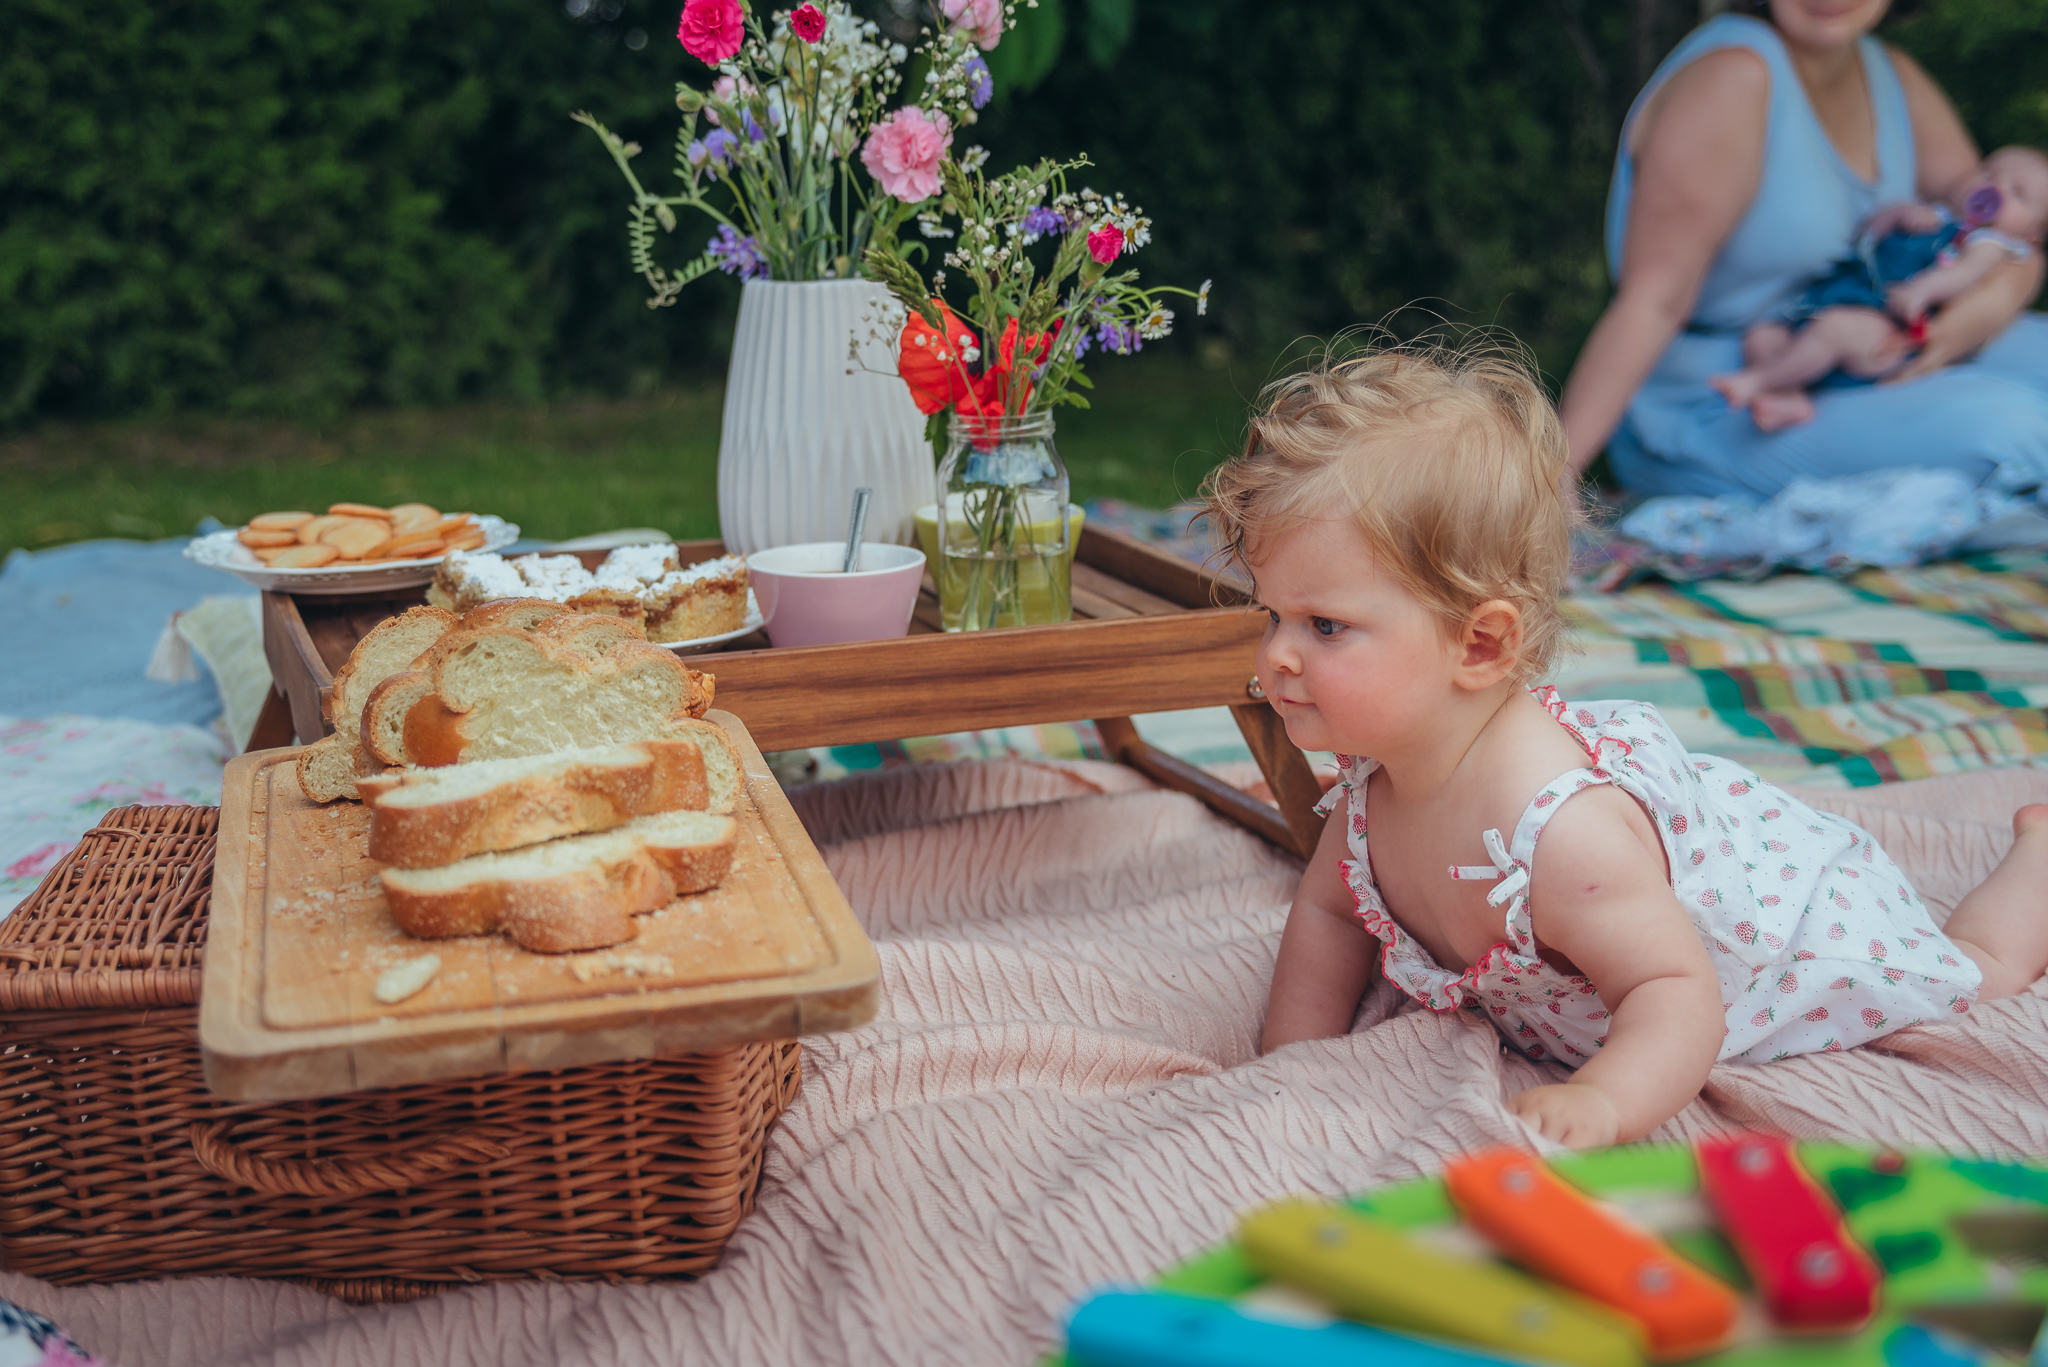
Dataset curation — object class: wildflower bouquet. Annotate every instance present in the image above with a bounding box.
[859,155,1206,629]
[574,0,1004,303]
[862,156,1206,424]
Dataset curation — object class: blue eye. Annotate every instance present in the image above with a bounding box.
[1313,617,1338,636]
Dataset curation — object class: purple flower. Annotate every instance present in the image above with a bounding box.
[1018,205,1067,244]
[742,108,768,142]
[708,223,768,279]
[1094,321,1141,355]
[689,127,738,168]
[1069,327,1092,359]
[963,53,994,110]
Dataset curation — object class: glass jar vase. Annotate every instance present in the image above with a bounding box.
[934,410,1073,631]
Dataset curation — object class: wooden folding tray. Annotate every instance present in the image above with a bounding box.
[200,709,880,1101]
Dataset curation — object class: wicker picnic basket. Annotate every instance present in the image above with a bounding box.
[0,804,802,1301]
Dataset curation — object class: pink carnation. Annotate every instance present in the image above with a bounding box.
[941,0,1004,49]
[677,0,746,65]
[790,2,825,42]
[1086,224,1123,264]
[861,106,952,203]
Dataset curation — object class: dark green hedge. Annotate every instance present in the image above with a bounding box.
[2,0,742,423]
[3,0,2042,424]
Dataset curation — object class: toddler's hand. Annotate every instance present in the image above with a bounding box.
[1507,1083,1621,1149]
[1886,281,1930,325]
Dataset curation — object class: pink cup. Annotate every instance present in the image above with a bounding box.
[746,541,927,648]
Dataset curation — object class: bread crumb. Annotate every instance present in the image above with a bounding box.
[569,950,675,983]
[374,955,441,1003]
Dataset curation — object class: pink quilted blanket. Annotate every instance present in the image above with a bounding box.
[7,759,2048,1367]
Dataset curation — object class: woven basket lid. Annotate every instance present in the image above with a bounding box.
[0,805,216,1012]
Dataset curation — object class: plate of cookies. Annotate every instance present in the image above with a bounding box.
[184,502,521,594]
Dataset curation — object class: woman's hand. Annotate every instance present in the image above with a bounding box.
[1889,255,2045,383]
[1509,1083,1621,1149]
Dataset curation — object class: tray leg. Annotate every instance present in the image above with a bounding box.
[246,686,298,752]
[1229,703,1328,860]
[1094,717,1300,855]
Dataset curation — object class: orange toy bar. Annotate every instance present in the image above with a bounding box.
[1696,1133,1881,1332]
[1445,1148,1741,1360]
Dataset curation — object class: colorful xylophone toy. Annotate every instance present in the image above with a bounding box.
[1055,1137,2048,1367]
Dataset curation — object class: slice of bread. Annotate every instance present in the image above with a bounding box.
[294,733,358,803]
[379,810,738,953]
[296,605,457,803]
[325,605,458,730]
[360,669,435,766]
[361,740,712,868]
[408,630,713,766]
[530,611,647,661]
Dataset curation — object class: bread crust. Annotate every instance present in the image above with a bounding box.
[379,815,737,952]
[363,740,711,867]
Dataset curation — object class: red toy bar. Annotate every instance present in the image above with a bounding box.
[1445,1149,1740,1359]
[1696,1133,1881,1332]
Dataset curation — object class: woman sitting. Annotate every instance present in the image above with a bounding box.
[1558,0,2048,499]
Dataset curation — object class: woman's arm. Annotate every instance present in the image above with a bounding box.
[1884,47,2041,380]
[1261,791,1380,1053]
[1559,50,1772,472]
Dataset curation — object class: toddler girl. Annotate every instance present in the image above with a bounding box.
[1710,146,2048,432]
[1203,343,2048,1148]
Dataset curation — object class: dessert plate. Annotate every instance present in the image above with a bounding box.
[183,516,520,594]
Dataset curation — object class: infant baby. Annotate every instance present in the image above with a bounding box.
[1710,145,2048,432]
[1205,342,2048,1147]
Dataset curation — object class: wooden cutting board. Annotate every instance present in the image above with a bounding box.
[201,710,881,1101]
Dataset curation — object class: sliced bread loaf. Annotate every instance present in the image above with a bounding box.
[360,739,712,867]
[405,629,713,766]
[379,810,737,953]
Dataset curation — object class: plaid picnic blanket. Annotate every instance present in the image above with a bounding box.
[1553,549,2048,789]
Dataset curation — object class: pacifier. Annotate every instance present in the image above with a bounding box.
[1965,184,2002,228]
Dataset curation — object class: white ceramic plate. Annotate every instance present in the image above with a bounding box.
[657,590,764,652]
[182,515,521,595]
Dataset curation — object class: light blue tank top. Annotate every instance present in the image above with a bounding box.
[1606,14,1916,338]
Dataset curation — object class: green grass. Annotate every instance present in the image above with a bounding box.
[0,353,1259,555]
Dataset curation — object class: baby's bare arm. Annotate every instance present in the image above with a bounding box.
[1889,239,2015,321]
[1516,787,1724,1146]
[1261,793,1380,1053]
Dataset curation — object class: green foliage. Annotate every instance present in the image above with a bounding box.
[0,0,743,425]
[971,0,1630,385]
[1887,0,2048,153]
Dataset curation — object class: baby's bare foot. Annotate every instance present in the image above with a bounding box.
[1709,371,1760,410]
[1749,390,1817,432]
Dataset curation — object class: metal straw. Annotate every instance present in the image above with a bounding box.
[842,487,873,573]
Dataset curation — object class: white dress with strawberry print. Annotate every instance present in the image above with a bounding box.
[1313,687,1981,1066]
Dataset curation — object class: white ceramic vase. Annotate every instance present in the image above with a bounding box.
[716,277,933,556]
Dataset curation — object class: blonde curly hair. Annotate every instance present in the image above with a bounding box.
[1199,338,1582,683]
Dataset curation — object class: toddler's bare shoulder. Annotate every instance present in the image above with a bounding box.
[1531,785,1671,889]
